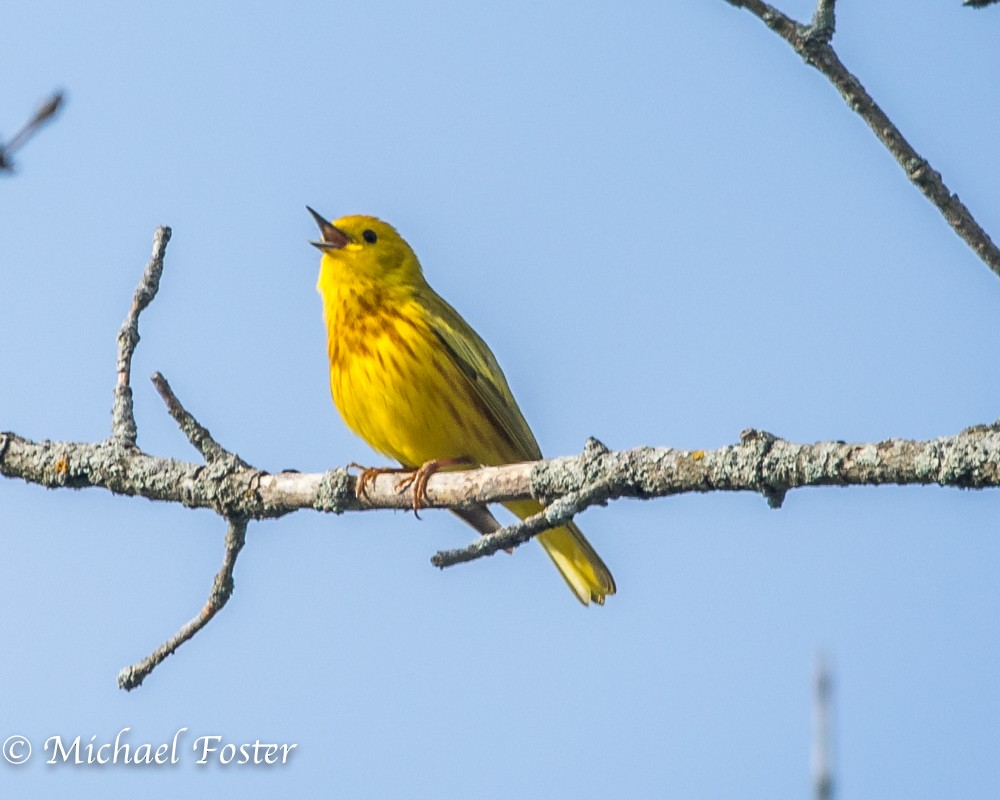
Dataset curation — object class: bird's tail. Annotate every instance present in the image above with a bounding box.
[505,499,616,605]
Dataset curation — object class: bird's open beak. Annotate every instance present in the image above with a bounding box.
[307,206,349,250]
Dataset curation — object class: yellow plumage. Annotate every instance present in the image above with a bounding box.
[309,210,615,605]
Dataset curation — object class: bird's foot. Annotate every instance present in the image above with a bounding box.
[349,462,410,499]
[396,456,474,518]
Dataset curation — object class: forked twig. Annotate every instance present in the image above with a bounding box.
[118,518,248,690]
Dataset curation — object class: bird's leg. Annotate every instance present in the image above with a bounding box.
[397,456,475,518]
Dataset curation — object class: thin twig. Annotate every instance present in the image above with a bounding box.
[725,0,1000,279]
[151,371,244,466]
[117,517,248,690]
[112,226,171,445]
[0,91,64,172]
[431,488,592,567]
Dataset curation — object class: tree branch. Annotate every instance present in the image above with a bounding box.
[0,91,64,172]
[7,419,1000,556]
[812,653,834,800]
[151,371,249,470]
[117,517,248,691]
[725,0,1000,279]
[112,226,171,445]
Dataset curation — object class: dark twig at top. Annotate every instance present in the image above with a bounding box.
[725,0,1000,279]
[0,91,64,172]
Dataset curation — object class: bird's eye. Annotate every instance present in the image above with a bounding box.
[362,229,378,244]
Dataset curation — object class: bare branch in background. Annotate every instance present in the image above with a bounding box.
[724,0,1000,279]
[0,91,64,172]
[812,654,835,800]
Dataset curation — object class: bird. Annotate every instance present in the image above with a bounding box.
[309,208,615,605]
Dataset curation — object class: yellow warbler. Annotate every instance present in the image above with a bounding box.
[309,209,615,605]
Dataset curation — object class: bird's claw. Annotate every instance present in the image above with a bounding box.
[397,456,475,518]
[350,458,474,518]
[349,462,407,499]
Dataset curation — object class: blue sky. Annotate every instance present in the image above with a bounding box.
[3,1,1000,796]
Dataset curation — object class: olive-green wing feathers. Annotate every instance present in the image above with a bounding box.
[420,289,543,464]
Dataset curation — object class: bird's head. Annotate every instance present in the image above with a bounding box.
[308,208,424,288]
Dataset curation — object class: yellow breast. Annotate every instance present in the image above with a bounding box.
[324,287,491,468]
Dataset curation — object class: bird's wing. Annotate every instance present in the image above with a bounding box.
[420,289,543,464]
